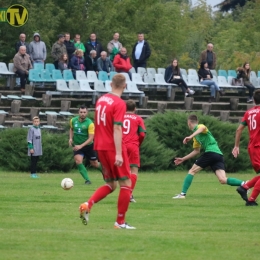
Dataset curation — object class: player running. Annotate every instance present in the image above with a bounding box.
[173,114,244,199]
[123,100,146,203]
[232,89,260,206]
[79,74,136,229]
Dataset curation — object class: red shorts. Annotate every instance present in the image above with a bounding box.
[97,150,131,181]
[248,146,260,173]
[126,144,140,167]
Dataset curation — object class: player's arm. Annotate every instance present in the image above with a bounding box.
[78,123,95,149]
[232,123,246,158]
[138,118,146,146]
[114,124,123,166]
[174,148,201,165]
[183,125,206,144]
[69,119,73,146]
[27,128,34,154]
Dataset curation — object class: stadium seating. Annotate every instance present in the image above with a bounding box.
[45,63,55,75]
[41,70,55,83]
[228,70,237,78]
[218,70,228,79]
[29,69,44,86]
[126,81,145,105]
[33,63,44,70]
[119,72,131,82]
[144,73,156,85]
[109,71,117,80]
[217,76,233,88]
[94,80,108,93]
[0,62,15,87]
[52,69,63,80]
[68,80,82,91]
[137,67,146,77]
[180,68,188,77]
[87,71,99,83]
[98,71,109,82]
[187,75,206,89]
[250,71,260,88]
[63,69,74,81]
[56,79,71,92]
[210,70,218,77]
[132,73,148,86]
[78,80,95,92]
[147,68,156,78]
[157,68,166,77]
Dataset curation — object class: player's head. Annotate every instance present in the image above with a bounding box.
[187,114,198,129]
[126,100,136,112]
[253,89,260,105]
[110,74,126,94]
[78,105,88,120]
[32,116,40,126]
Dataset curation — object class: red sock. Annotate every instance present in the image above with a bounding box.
[130,173,138,192]
[243,175,260,189]
[88,184,113,210]
[116,186,132,225]
[249,179,260,201]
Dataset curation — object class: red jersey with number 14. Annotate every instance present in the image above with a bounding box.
[123,113,146,146]
[94,93,126,151]
[241,106,260,147]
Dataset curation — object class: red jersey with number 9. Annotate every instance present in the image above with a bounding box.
[94,93,126,151]
[241,106,260,147]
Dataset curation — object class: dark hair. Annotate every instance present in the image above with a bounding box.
[188,114,198,123]
[79,105,87,110]
[126,100,136,112]
[200,61,207,69]
[172,58,179,72]
[243,62,250,75]
[137,32,144,35]
[59,53,68,64]
[253,89,260,105]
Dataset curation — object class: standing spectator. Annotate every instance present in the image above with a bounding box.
[28,32,47,66]
[165,59,195,97]
[13,46,32,92]
[131,33,151,71]
[51,34,67,69]
[199,43,217,70]
[58,53,70,72]
[85,50,98,72]
[113,47,132,73]
[232,90,260,206]
[70,49,85,78]
[85,33,103,58]
[27,116,42,179]
[64,33,76,62]
[237,62,255,103]
[72,34,86,53]
[96,51,114,75]
[15,33,29,54]
[123,100,146,203]
[198,61,224,103]
[107,32,122,61]
[79,74,136,229]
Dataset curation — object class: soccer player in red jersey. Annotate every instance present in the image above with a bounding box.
[232,89,260,206]
[79,74,136,229]
[123,100,146,203]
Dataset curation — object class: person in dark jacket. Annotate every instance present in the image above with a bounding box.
[85,33,103,58]
[198,61,224,102]
[70,49,85,78]
[165,59,194,97]
[131,33,151,71]
[64,33,76,62]
[237,62,255,103]
[85,50,98,72]
[15,33,29,54]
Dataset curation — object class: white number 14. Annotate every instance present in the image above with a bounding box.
[96,105,106,126]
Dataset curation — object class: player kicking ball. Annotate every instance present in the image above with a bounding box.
[173,114,245,199]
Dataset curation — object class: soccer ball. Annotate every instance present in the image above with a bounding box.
[61,178,74,190]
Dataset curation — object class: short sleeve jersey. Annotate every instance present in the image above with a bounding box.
[94,93,126,151]
[70,116,94,145]
[241,106,260,147]
[192,124,223,155]
[123,113,146,146]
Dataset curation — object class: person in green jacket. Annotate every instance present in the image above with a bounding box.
[71,34,85,53]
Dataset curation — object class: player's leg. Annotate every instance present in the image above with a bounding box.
[86,143,103,173]
[130,166,138,202]
[30,155,39,178]
[246,177,260,206]
[215,170,243,186]
[74,152,91,184]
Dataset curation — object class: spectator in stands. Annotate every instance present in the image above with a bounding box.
[113,47,132,77]
[132,33,151,71]
[51,34,67,69]
[85,33,103,58]
[70,49,85,78]
[28,33,47,66]
[64,33,76,63]
[97,51,114,75]
[199,43,216,70]
[72,34,86,53]
[13,46,32,92]
[58,53,70,72]
[198,61,224,103]
[15,33,29,54]
[85,50,98,73]
[107,32,122,61]
[165,59,195,97]
[237,62,255,103]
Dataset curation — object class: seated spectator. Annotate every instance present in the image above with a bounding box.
[198,61,224,103]
[97,51,114,75]
[165,59,195,97]
[58,53,70,72]
[85,50,98,73]
[70,49,85,77]
[237,62,255,103]
[113,47,132,78]
[13,46,32,92]
[107,32,122,61]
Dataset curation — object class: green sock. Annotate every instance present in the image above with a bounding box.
[181,174,194,194]
[97,162,103,173]
[227,177,243,186]
[78,163,90,181]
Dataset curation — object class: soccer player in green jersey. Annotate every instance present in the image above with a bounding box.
[69,105,102,184]
[173,114,244,199]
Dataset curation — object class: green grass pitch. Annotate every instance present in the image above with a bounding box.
[0,170,259,260]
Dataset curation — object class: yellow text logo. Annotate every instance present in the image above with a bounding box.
[6,4,28,27]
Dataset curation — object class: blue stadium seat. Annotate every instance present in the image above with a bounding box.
[218,70,228,79]
[228,70,237,78]
[33,63,44,70]
[98,71,109,82]
[45,63,55,75]
[63,69,74,81]
[52,69,63,80]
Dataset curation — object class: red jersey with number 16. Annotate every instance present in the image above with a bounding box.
[94,93,126,151]
[241,106,260,147]
[123,113,146,146]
